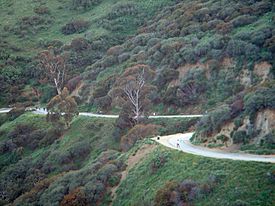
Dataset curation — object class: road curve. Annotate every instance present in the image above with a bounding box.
[2,107,274,163]
[0,108,203,119]
[152,133,275,163]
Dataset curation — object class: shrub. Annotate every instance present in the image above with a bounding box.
[0,114,8,126]
[12,15,53,37]
[66,76,82,92]
[233,200,249,206]
[70,38,90,51]
[150,153,169,174]
[250,27,272,46]
[154,181,178,206]
[108,2,138,19]
[154,178,217,206]
[182,47,197,63]
[230,98,244,117]
[216,134,229,146]
[252,1,272,15]
[196,105,231,136]
[94,95,112,110]
[155,68,179,89]
[72,0,102,10]
[231,15,256,27]
[34,6,50,15]
[260,132,275,147]
[93,75,116,98]
[120,124,159,151]
[194,42,211,57]
[107,45,124,56]
[61,20,89,35]
[118,53,130,63]
[68,140,91,160]
[108,174,121,187]
[244,88,275,120]
[40,85,57,103]
[177,68,207,105]
[60,188,87,206]
[232,130,249,144]
[226,39,246,57]
[101,55,118,67]
[7,107,25,121]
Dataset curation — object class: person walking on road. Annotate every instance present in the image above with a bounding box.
[176,139,180,148]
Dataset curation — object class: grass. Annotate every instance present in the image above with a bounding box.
[241,144,275,155]
[0,112,50,141]
[0,112,119,173]
[0,0,175,57]
[114,142,275,206]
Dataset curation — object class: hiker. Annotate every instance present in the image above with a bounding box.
[176,139,180,148]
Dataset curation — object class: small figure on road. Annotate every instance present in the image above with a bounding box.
[176,139,180,148]
[157,136,160,140]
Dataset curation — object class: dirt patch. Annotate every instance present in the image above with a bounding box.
[71,81,84,97]
[110,143,157,205]
[253,62,272,82]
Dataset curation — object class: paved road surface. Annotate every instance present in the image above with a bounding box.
[2,107,274,163]
[152,133,275,163]
[0,108,203,119]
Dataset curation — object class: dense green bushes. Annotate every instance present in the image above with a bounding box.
[155,177,219,206]
[244,87,275,120]
[196,105,231,137]
[107,2,138,19]
[61,20,89,35]
[12,14,53,37]
[71,0,102,10]
[0,115,120,205]
[232,130,249,144]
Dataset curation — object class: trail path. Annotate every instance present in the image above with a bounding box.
[152,133,275,163]
[110,144,156,205]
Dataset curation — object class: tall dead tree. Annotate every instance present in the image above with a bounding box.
[39,50,66,95]
[123,69,145,123]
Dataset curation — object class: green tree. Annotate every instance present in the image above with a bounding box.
[47,87,78,130]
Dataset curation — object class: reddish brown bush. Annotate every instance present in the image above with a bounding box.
[107,45,124,56]
[70,38,90,51]
[34,6,50,15]
[230,98,244,117]
[120,124,159,151]
[216,22,233,34]
[66,76,82,92]
[60,188,87,206]
[61,20,89,35]
[155,178,218,206]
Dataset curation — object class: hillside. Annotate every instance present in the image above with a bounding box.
[0,114,274,205]
[0,0,274,205]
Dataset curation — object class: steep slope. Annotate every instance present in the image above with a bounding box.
[0,0,176,106]
[80,0,274,113]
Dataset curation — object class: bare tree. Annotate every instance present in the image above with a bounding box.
[123,69,145,123]
[39,50,66,95]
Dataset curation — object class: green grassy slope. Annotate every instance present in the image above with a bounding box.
[114,141,275,206]
[0,113,274,205]
[0,113,120,205]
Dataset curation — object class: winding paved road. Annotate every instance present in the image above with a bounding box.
[152,133,275,163]
[0,108,203,119]
[1,107,274,163]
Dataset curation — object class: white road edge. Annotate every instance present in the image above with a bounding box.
[152,133,275,163]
